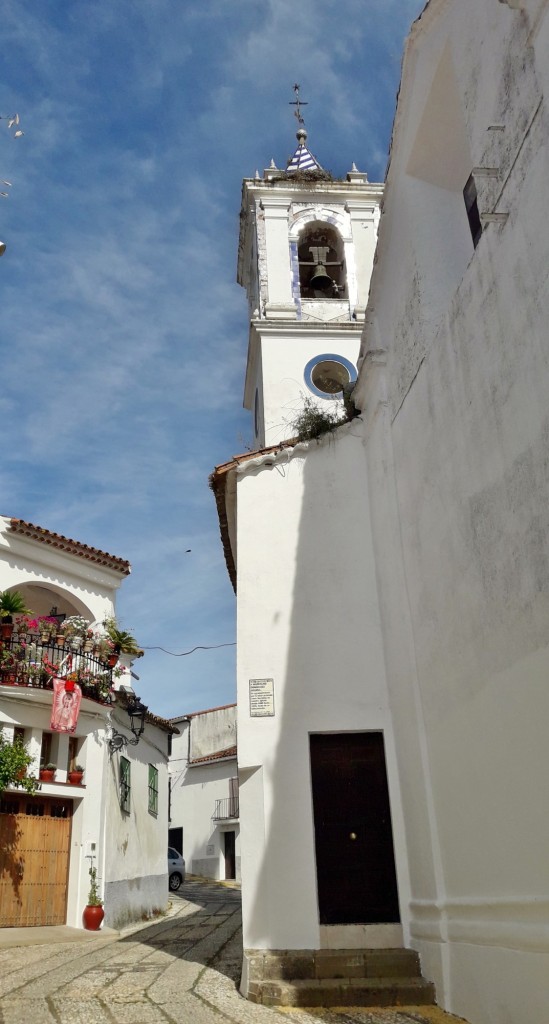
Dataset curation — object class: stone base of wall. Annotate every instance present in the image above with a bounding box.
[241,947,435,1007]
[104,873,168,931]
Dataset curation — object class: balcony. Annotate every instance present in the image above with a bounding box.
[0,634,115,705]
[213,796,239,821]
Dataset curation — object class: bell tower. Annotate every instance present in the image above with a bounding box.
[237,109,383,449]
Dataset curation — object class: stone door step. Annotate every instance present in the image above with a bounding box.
[248,976,436,1008]
[244,948,436,1007]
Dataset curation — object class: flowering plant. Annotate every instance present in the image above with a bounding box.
[102,616,141,655]
[38,617,59,640]
[0,648,18,669]
[91,634,116,661]
[60,616,91,640]
[17,616,57,638]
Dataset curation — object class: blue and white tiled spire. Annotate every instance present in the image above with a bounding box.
[286,127,323,173]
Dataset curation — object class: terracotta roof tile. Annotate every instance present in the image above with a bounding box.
[8,518,131,575]
[189,745,237,765]
[209,441,298,593]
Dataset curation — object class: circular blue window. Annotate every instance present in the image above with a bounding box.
[304,353,357,399]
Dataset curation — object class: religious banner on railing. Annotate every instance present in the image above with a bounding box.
[50,676,82,733]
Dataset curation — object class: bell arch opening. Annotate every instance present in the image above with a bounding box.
[297,221,346,298]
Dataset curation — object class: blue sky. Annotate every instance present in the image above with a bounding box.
[1,0,424,718]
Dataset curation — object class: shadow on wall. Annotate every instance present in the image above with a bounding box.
[240,428,397,951]
[0,811,23,903]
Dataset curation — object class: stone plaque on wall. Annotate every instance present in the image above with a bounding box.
[249,678,275,717]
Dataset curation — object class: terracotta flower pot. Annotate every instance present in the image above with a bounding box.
[68,771,84,785]
[83,904,104,930]
[1,621,14,640]
[39,769,56,783]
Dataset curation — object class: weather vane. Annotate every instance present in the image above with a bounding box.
[289,84,308,126]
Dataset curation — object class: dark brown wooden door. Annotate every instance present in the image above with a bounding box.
[223,831,236,879]
[310,732,400,925]
[0,794,72,927]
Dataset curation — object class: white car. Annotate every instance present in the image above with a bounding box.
[168,847,186,890]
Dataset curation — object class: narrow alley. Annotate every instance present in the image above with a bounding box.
[0,880,464,1024]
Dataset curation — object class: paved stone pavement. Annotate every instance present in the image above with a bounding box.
[0,879,466,1024]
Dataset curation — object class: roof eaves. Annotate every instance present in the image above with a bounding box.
[210,440,299,593]
[189,745,237,765]
[7,518,131,575]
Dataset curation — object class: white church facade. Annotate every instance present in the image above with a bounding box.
[213,1,549,1019]
[211,134,435,1007]
[353,1,549,1022]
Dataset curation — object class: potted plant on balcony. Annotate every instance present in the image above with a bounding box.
[39,762,57,783]
[102,617,141,666]
[38,617,58,645]
[83,865,104,930]
[61,616,91,651]
[1,647,19,685]
[102,617,141,654]
[0,591,31,640]
[68,763,84,785]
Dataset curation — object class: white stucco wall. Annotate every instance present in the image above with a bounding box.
[235,426,408,951]
[0,521,168,932]
[169,707,240,880]
[104,715,169,930]
[355,2,549,1020]
[256,328,362,448]
[0,516,123,624]
[239,181,382,449]
[0,689,111,928]
[171,755,240,880]
[187,705,237,761]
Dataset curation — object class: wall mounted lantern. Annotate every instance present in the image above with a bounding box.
[109,697,148,753]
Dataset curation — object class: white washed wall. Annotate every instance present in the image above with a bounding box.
[171,757,240,880]
[235,426,408,951]
[104,716,169,930]
[355,1,549,1020]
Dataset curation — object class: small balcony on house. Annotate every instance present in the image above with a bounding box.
[213,796,239,821]
[0,633,115,705]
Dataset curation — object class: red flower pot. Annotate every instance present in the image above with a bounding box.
[39,770,56,783]
[68,771,84,785]
[83,904,104,930]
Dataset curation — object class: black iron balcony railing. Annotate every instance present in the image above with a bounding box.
[0,635,115,705]
[213,796,239,820]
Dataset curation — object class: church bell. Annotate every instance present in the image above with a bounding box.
[309,263,333,291]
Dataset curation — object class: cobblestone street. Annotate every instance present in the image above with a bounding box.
[0,880,463,1024]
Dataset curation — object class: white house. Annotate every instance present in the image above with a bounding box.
[0,515,175,931]
[169,703,239,882]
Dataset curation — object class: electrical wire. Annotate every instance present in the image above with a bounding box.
[141,642,236,657]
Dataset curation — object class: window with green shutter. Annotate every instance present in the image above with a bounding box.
[120,756,131,813]
[148,764,158,815]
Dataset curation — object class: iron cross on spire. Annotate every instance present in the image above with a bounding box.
[289,84,308,126]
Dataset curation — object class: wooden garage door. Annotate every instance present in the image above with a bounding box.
[0,794,72,926]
